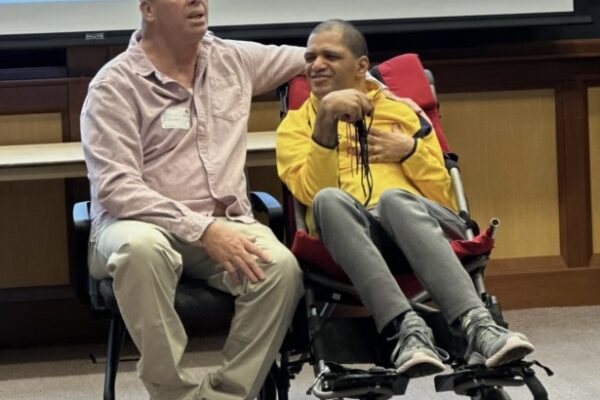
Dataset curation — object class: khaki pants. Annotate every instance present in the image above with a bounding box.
[89,218,304,400]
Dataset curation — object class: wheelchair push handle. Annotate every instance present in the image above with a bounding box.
[489,218,500,239]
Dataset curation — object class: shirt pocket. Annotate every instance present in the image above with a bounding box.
[210,74,248,121]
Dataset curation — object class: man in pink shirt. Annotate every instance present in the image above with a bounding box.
[81,1,305,399]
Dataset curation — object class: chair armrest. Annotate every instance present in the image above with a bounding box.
[71,201,92,305]
[73,201,91,232]
[250,191,284,241]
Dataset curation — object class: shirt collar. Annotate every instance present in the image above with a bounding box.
[128,29,215,81]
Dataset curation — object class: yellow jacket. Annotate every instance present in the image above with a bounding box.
[276,84,457,233]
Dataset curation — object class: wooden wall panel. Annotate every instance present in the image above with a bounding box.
[247,101,284,217]
[439,90,560,261]
[0,180,69,288]
[0,113,69,288]
[248,101,280,132]
[0,113,62,145]
[589,87,600,256]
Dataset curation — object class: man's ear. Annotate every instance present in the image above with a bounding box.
[139,0,155,22]
[356,55,370,76]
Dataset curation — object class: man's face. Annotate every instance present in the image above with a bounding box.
[304,30,362,99]
[141,0,208,41]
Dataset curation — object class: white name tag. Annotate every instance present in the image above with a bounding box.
[161,107,191,129]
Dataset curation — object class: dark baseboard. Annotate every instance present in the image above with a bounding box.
[486,266,600,310]
[2,266,600,347]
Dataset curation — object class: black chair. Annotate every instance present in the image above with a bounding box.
[71,192,284,400]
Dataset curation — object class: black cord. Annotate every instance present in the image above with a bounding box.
[353,116,374,206]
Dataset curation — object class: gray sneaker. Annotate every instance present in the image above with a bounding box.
[391,311,448,378]
[462,308,535,368]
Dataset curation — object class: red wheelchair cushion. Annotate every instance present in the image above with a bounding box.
[291,230,346,281]
[291,228,494,299]
[291,230,423,298]
[450,227,495,259]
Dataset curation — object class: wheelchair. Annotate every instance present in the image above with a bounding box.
[262,53,553,400]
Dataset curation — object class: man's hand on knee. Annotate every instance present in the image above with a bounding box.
[200,222,271,284]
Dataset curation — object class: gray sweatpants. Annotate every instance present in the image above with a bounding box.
[312,188,484,332]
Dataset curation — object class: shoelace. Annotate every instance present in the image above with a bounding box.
[468,320,510,354]
[388,329,450,362]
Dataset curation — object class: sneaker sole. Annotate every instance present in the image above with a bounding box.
[397,352,446,378]
[485,336,535,368]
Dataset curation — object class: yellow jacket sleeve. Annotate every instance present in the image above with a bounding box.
[276,103,339,207]
[399,113,458,211]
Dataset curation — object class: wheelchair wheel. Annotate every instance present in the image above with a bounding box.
[471,387,512,400]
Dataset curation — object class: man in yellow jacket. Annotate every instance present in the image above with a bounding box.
[276,19,534,378]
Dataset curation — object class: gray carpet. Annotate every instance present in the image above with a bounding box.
[1,305,599,399]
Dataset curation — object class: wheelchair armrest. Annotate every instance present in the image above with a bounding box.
[250,191,284,241]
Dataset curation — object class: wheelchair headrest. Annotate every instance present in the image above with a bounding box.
[370,53,449,152]
[370,54,436,111]
[287,75,311,111]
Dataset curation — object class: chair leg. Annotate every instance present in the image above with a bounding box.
[104,313,126,400]
[257,362,287,400]
[275,356,291,400]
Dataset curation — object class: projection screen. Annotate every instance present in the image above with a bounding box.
[0,0,591,48]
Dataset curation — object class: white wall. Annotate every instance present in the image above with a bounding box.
[0,0,575,36]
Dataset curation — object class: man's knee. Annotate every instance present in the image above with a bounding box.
[313,188,358,231]
[263,245,304,299]
[379,189,415,205]
[378,189,420,216]
[104,228,182,278]
[313,187,348,214]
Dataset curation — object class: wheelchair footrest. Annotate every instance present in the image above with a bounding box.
[434,359,553,400]
[309,361,408,400]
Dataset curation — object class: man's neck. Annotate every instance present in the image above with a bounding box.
[140,31,200,89]
[356,80,369,94]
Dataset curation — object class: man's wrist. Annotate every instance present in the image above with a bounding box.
[399,138,418,163]
[313,110,338,149]
[312,133,338,149]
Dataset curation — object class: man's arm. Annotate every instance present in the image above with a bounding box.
[233,41,305,96]
[400,125,457,210]
[277,105,338,207]
[81,81,213,243]
[384,105,457,210]
[361,124,415,163]
[313,89,373,148]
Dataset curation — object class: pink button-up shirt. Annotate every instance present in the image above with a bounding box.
[81,31,305,243]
